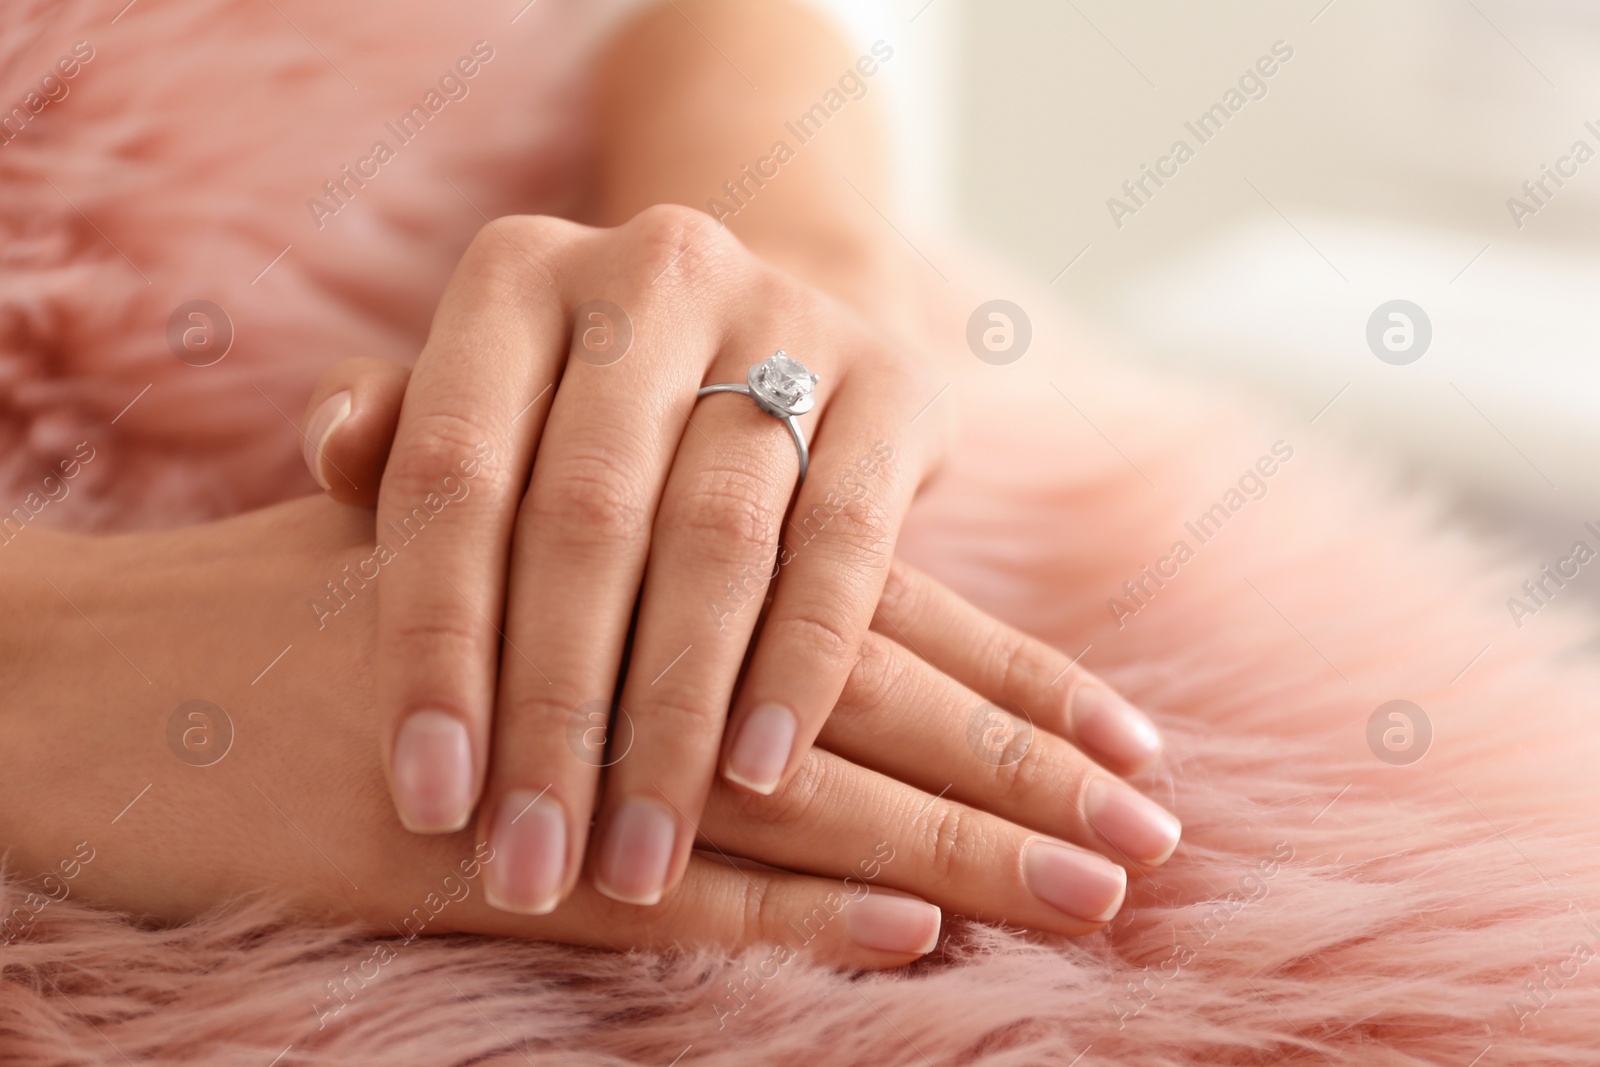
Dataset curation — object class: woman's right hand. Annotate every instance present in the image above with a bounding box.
[0,494,1177,971]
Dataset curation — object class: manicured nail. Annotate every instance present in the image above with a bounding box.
[1084,777,1182,867]
[844,893,942,955]
[596,798,676,905]
[1023,838,1128,923]
[302,390,351,491]
[1072,686,1162,772]
[484,791,567,915]
[391,710,474,833]
[724,702,797,795]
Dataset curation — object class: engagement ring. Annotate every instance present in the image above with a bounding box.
[696,351,818,483]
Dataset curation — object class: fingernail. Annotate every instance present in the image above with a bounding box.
[596,798,676,905]
[1023,838,1128,923]
[1084,777,1182,867]
[724,703,797,795]
[844,893,942,955]
[391,710,474,833]
[1072,686,1162,772]
[302,390,351,491]
[484,791,567,915]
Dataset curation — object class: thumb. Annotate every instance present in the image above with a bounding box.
[300,357,411,507]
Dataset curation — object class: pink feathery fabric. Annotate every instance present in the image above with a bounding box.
[4,2,1600,1065]
[0,0,603,528]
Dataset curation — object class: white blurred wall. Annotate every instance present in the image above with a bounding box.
[945,0,1600,550]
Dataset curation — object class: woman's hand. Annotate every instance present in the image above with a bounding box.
[299,205,960,914]
[305,358,1174,915]
[288,0,1175,919]
[0,496,1176,968]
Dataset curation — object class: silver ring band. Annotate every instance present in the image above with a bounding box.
[695,351,817,485]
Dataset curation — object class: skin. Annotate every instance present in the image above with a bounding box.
[0,1,1181,962]
[308,354,1179,913]
[1,497,1162,968]
[338,0,1168,916]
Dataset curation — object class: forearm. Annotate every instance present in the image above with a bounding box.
[584,0,919,339]
[0,529,164,916]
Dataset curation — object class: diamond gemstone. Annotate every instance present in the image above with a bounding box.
[748,352,816,413]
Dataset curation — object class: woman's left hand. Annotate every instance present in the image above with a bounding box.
[302,205,954,912]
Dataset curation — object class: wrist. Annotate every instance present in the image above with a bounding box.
[0,528,93,687]
[0,528,116,898]
[740,225,927,352]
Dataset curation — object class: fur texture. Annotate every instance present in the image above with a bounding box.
[0,0,599,528]
[4,1,1599,1064]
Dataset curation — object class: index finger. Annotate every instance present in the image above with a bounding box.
[374,217,578,833]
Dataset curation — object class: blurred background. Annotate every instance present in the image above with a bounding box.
[821,0,1600,602]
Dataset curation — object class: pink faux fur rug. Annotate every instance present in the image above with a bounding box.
[5,1,1600,1064]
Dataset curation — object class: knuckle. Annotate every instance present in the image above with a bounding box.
[531,452,651,547]
[463,215,566,293]
[663,466,782,564]
[634,692,724,744]
[842,334,928,406]
[990,630,1056,708]
[621,203,740,286]
[840,632,905,715]
[986,726,1052,805]
[767,607,857,672]
[921,802,979,886]
[730,751,829,830]
[737,874,780,946]
[865,344,925,390]
[388,613,490,665]
[496,691,574,737]
[874,559,922,622]
[752,260,815,314]
[390,413,499,499]
[814,490,896,571]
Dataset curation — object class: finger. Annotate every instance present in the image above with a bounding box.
[479,205,746,913]
[872,560,1164,775]
[376,216,582,834]
[702,745,1128,936]
[457,849,940,970]
[824,631,1182,872]
[720,360,929,796]
[300,358,411,507]
[593,334,809,906]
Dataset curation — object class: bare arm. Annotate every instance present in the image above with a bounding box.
[584,0,919,339]
[0,502,1144,960]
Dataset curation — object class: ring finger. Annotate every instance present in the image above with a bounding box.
[590,311,837,904]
